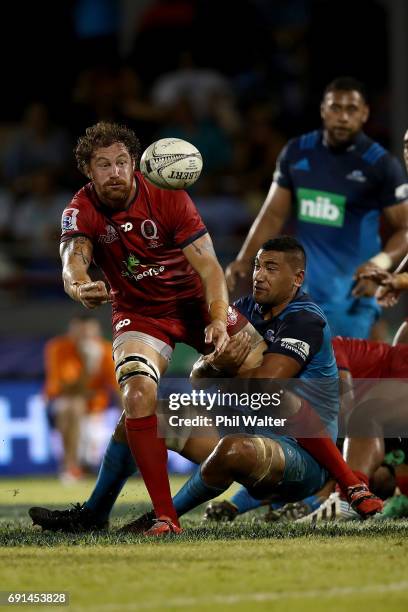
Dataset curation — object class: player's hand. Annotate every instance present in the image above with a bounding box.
[352,262,382,297]
[375,285,401,307]
[357,268,395,287]
[205,320,229,356]
[225,260,251,291]
[77,281,111,309]
[206,331,252,374]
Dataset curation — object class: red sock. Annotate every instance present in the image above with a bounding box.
[125,415,179,526]
[288,400,367,495]
[297,437,366,495]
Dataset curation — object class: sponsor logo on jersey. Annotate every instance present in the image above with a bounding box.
[395,183,408,200]
[227,306,238,326]
[280,337,310,360]
[99,224,119,244]
[121,222,133,232]
[115,318,131,331]
[264,329,276,343]
[61,208,79,233]
[122,253,165,283]
[141,219,162,248]
[346,169,367,183]
[291,158,310,171]
[297,188,346,227]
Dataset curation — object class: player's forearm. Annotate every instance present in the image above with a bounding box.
[380,229,408,268]
[200,262,229,319]
[392,272,408,290]
[60,237,93,301]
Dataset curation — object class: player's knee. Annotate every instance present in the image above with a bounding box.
[122,377,157,417]
[202,435,255,479]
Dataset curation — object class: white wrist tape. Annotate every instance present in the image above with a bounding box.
[369,252,392,270]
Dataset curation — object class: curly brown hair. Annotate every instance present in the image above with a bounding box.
[75,121,141,174]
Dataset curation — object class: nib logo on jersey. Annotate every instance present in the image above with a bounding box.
[122,253,165,282]
[297,188,346,227]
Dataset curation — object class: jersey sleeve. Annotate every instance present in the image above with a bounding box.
[165,190,208,248]
[60,194,97,243]
[378,155,408,208]
[331,336,350,371]
[273,141,293,190]
[264,310,324,366]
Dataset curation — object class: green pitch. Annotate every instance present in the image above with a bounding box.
[1,477,408,612]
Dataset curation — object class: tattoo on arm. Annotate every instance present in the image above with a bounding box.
[72,237,91,265]
[192,235,216,257]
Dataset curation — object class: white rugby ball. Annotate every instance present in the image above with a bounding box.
[139,138,203,190]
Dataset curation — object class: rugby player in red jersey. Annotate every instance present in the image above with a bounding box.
[58,121,230,535]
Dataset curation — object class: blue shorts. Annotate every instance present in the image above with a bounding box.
[267,437,328,503]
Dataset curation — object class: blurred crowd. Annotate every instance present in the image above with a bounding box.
[0,0,392,302]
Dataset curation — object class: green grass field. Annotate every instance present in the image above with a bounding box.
[1,476,408,612]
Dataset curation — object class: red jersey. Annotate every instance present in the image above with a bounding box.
[60,172,207,317]
[332,336,408,378]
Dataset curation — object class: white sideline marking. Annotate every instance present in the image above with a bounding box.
[78,581,408,610]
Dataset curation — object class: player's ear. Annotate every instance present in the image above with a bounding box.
[320,101,326,121]
[294,269,305,288]
[84,165,92,180]
[362,104,370,124]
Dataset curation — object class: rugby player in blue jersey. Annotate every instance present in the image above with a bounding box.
[226,77,408,339]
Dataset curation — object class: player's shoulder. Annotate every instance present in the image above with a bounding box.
[233,294,256,317]
[282,292,327,326]
[69,183,95,209]
[287,130,321,154]
[355,133,392,167]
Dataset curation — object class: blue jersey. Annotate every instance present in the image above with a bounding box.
[274,130,408,312]
[234,291,339,439]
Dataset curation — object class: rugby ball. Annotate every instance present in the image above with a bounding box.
[140,138,203,190]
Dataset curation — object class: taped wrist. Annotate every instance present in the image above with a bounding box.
[209,300,228,323]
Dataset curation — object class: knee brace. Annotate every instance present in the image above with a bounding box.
[248,436,279,487]
[115,354,160,386]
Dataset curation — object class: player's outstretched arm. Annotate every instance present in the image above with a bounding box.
[60,236,110,309]
[183,233,229,355]
[225,183,291,290]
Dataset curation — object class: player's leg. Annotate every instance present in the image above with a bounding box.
[172,434,285,518]
[114,334,183,532]
[54,396,86,480]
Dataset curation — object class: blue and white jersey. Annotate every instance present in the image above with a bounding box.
[234,291,339,439]
[274,130,408,313]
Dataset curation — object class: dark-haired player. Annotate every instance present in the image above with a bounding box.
[226,77,408,338]
[30,237,382,532]
[58,121,230,535]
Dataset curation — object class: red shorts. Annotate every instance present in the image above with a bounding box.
[112,299,248,355]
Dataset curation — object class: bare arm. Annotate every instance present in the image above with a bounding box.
[353,201,408,297]
[226,183,292,289]
[183,233,229,353]
[60,237,110,309]
[238,352,301,379]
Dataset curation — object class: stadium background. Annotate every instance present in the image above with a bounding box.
[1,0,408,477]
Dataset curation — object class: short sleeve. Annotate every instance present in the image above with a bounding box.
[60,195,96,243]
[378,155,408,208]
[265,310,324,366]
[331,337,350,371]
[166,190,207,248]
[273,142,293,190]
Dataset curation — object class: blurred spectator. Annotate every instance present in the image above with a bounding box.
[11,172,70,257]
[2,102,70,195]
[158,96,233,194]
[44,316,119,482]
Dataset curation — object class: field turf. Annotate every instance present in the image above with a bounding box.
[1,476,408,611]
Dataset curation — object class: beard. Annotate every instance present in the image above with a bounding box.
[100,181,132,208]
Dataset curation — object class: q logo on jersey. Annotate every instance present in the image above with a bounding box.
[141,219,162,248]
[62,208,79,233]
